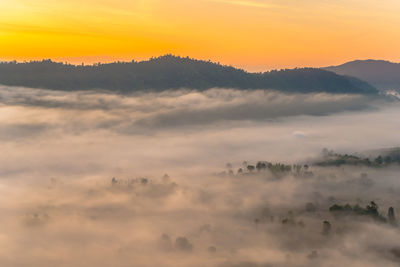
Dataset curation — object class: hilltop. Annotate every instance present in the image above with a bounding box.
[324,59,400,91]
[0,55,378,94]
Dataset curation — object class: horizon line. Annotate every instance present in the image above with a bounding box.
[0,54,398,71]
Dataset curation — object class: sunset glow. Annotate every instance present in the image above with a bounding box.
[1,0,400,70]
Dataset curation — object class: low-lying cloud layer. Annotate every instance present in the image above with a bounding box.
[0,85,383,133]
[0,85,400,266]
[3,166,400,267]
[0,85,398,176]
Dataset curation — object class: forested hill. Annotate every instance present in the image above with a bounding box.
[324,59,400,91]
[0,55,378,94]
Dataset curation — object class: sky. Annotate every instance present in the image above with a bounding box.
[1,0,400,71]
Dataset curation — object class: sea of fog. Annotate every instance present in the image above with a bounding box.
[0,86,400,266]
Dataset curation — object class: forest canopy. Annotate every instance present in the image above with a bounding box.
[0,55,378,94]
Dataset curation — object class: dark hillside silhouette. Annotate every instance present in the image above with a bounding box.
[324,59,400,91]
[0,55,377,94]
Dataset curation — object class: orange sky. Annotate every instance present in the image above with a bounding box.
[1,0,400,71]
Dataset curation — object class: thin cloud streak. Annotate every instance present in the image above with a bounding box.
[209,0,277,9]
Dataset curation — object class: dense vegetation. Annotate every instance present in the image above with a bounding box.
[329,202,397,225]
[314,148,400,167]
[0,55,378,94]
[219,147,400,181]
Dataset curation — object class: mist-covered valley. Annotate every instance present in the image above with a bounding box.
[1,85,400,267]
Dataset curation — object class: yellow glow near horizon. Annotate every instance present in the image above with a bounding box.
[1,0,400,71]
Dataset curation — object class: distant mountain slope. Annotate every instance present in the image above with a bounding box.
[0,55,378,94]
[324,59,400,91]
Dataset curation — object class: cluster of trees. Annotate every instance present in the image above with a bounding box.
[161,234,194,252]
[316,148,400,167]
[224,148,400,177]
[329,201,396,225]
[308,201,397,237]
[232,161,295,175]
[373,155,399,165]
[0,55,377,94]
[111,177,148,186]
[222,161,313,177]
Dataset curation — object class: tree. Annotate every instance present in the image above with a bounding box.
[322,221,331,235]
[388,207,397,226]
[374,155,383,165]
[366,201,379,217]
[384,156,393,164]
[175,237,193,252]
[247,165,255,172]
[256,161,267,171]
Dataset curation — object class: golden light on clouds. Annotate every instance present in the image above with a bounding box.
[1,0,400,70]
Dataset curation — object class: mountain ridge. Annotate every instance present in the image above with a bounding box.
[324,59,400,91]
[0,55,378,94]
